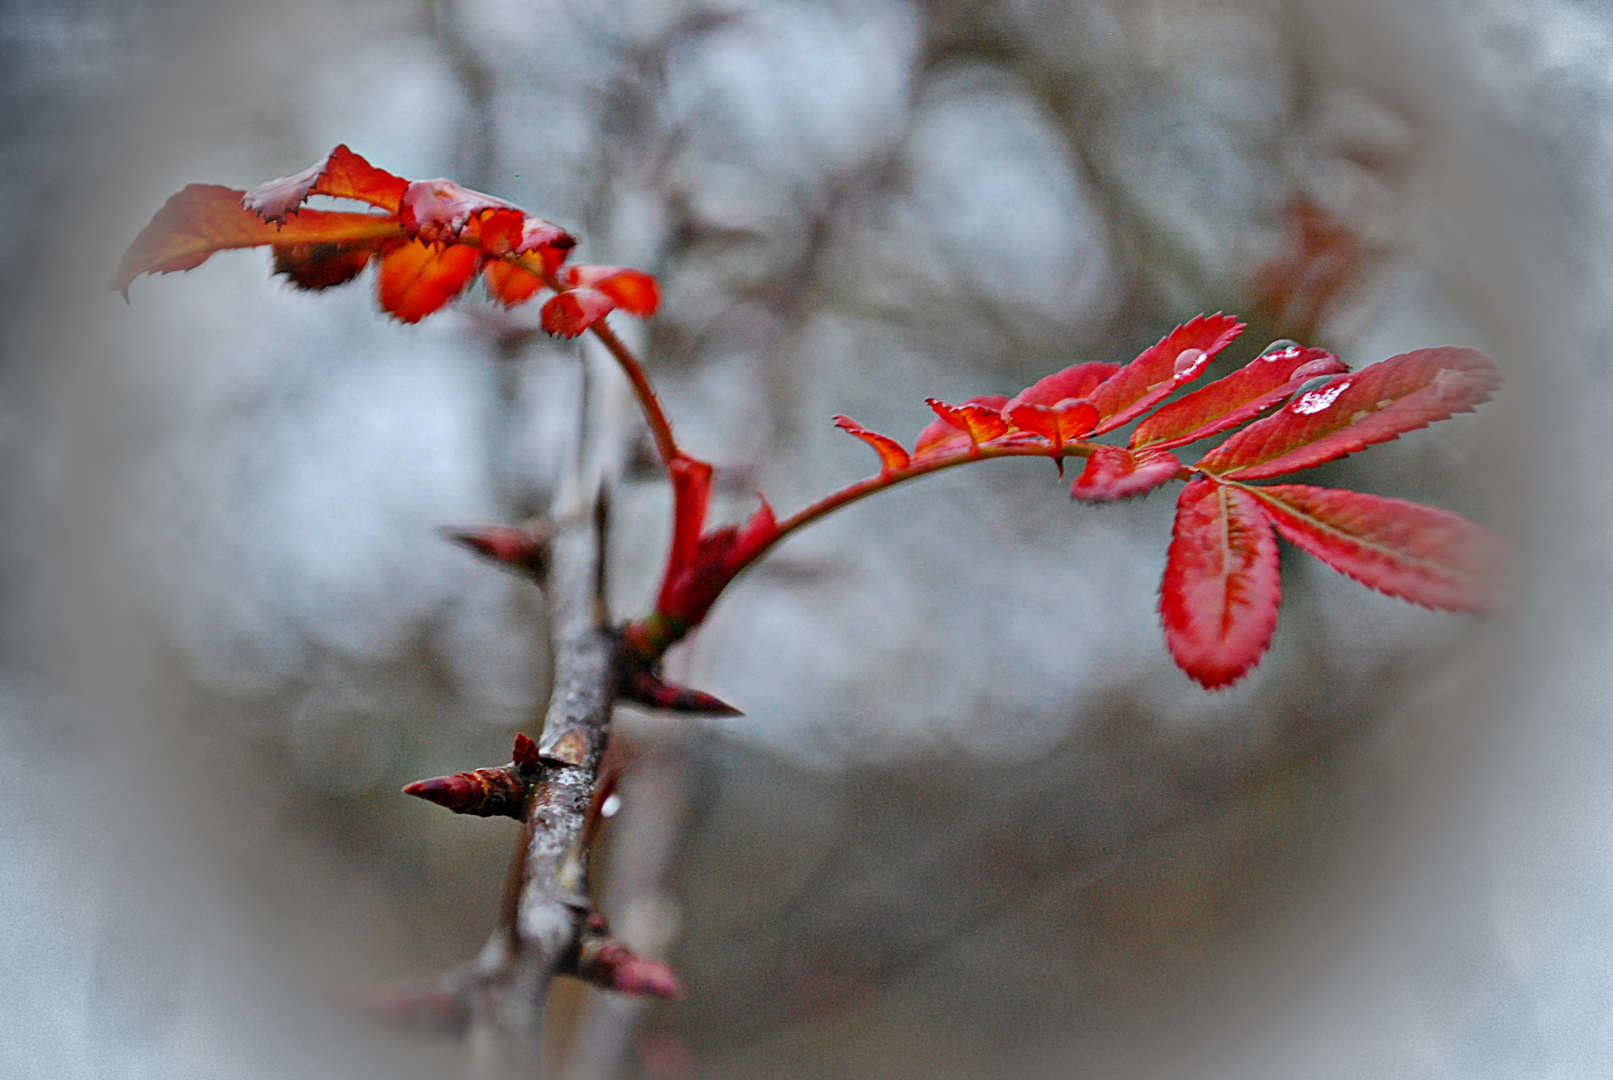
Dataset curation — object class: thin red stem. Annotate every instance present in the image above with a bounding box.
[589,319,680,468]
[754,440,1106,570]
[541,269,680,469]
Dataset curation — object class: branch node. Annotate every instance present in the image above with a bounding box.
[539,729,588,767]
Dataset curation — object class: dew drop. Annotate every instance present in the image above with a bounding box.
[1260,339,1302,360]
[1174,348,1209,377]
[1291,380,1352,414]
[1291,358,1340,380]
[601,793,622,818]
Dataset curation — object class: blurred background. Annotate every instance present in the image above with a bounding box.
[0,0,1605,1076]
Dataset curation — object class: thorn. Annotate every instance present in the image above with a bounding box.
[577,938,686,1000]
[443,522,551,578]
[612,955,686,1000]
[403,764,529,818]
[621,668,742,716]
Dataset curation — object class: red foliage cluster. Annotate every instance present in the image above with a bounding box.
[121,149,1508,694]
[116,145,658,329]
[826,324,1504,687]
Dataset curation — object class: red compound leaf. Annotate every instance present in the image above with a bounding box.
[1251,484,1509,614]
[243,144,409,222]
[1160,478,1281,689]
[1086,314,1246,435]
[1131,345,1347,450]
[120,152,579,314]
[272,238,387,291]
[833,416,911,475]
[1006,361,1119,409]
[115,184,404,295]
[483,259,545,307]
[377,240,483,323]
[1004,399,1100,450]
[560,265,661,318]
[1195,347,1500,479]
[1070,446,1182,502]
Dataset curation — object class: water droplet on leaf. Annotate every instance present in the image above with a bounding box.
[1291,379,1352,414]
[1174,348,1209,377]
[1260,339,1301,359]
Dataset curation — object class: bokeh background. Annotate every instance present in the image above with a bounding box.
[0,0,1606,1077]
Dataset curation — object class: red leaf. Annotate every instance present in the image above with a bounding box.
[243,144,409,222]
[1004,399,1100,449]
[483,259,545,307]
[912,395,1009,459]
[1130,345,1347,450]
[376,240,482,322]
[398,180,521,244]
[1194,347,1500,479]
[1086,314,1247,435]
[833,416,910,474]
[561,265,661,318]
[115,184,404,294]
[458,208,529,256]
[1005,361,1119,409]
[930,399,1009,443]
[912,396,1011,461]
[272,238,385,290]
[1250,484,1508,614]
[1160,478,1281,689]
[513,218,577,274]
[1070,446,1182,502]
[541,287,616,337]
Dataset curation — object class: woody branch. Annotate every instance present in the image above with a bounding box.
[385,381,683,1077]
